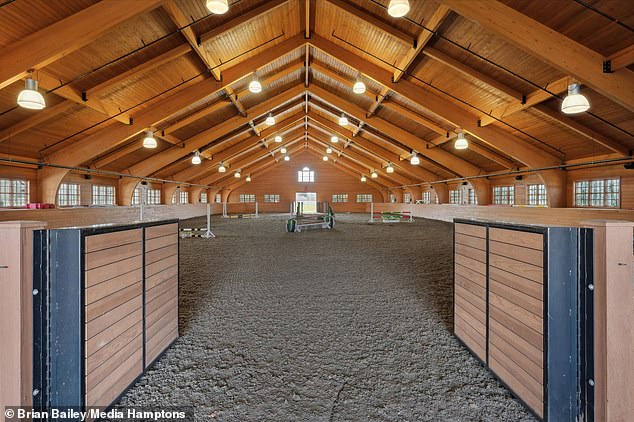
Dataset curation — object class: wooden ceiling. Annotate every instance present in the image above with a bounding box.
[0,0,633,195]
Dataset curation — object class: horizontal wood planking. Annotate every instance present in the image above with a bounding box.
[454,264,486,288]
[489,356,543,417]
[86,321,143,375]
[455,232,486,250]
[455,273,486,299]
[490,345,544,401]
[489,228,543,251]
[455,302,486,338]
[146,275,178,304]
[489,318,543,366]
[85,241,142,270]
[146,254,178,278]
[455,315,486,359]
[86,277,141,317]
[145,243,178,265]
[455,243,487,263]
[145,234,178,252]
[146,306,178,340]
[489,266,542,300]
[86,295,142,340]
[146,320,178,364]
[85,255,142,287]
[86,309,142,357]
[146,296,178,329]
[85,229,142,253]
[489,305,543,349]
[455,253,486,275]
[489,240,543,267]
[489,292,543,334]
[146,285,178,316]
[86,333,142,387]
[489,332,543,383]
[489,253,543,284]
[86,348,143,408]
[146,265,178,290]
[454,223,486,238]
[489,279,542,316]
[145,223,178,239]
[455,283,486,312]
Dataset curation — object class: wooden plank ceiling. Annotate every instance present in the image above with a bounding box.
[0,0,633,191]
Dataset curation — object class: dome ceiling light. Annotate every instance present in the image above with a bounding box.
[206,0,229,14]
[17,76,46,110]
[561,83,590,114]
[388,0,410,18]
[143,131,157,149]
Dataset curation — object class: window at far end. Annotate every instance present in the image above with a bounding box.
[298,167,315,183]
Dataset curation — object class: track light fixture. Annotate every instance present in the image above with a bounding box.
[410,152,420,165]
[561,83,590,114]
[206,0,228,14]
[142,131,157,149]
[265,113,275,126]
[454,132,468,150]
[387,0,410,17]
[248,78,262,94]
[218,162,226,173]
[338,114,349,126]
[274,135,282,143]
[331,136,339,143]
[191,151,201,165]
[17,76,46,110]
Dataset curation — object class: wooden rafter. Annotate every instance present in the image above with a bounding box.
[0,101,75,144]
[440,0,634,112]
[0,0,162,90]
[606,44,634,72]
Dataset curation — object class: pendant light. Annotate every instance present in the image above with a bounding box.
[274,135,282,143]
[246,175,252,182]
[218,162,226,173]
[280,146,287,154]
[338,114,349,126]
[388,0,410,17]
[371,170,378,178]
[265,113,275,126]
[17,77,46,110]
[386,164,394,173]
[326,147,332,154]
[454,132,468,150]
[191,151,201,165]
[284,155,290,161]
[206,0,228,14]
[322,155,329,161]
[234,170,241,178]
[561,83,590,114]
[410,152,420,165]
[353,79,366,94]
[142,131,157,149]
[361,175,367,182]
[331,136,338,143]
[248,78,262,93]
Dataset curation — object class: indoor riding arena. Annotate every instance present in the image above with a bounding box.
[0,1,633,421]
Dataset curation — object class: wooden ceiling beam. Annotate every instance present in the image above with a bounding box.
[128,85,305,178]
[309,35,560,170]
[0,0,162,90]
[37,70,131,124]
[85,44,191,98]
[440,0,634,112]
[0,101,75,144]
[606,44,634,72]
[479,76,569,126]
[310,62,375,101]
[92,140,145,169]
[533,104,630,156]
[42,34,305,169]
[325,0,414,46]
[367,87,389,117]
[199,0,288,45]
[162,99,231,134]
[393,5,451,82]
[422,47,523,101]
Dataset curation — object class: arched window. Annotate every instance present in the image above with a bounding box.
[298,167,314,182]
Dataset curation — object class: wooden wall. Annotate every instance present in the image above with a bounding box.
[228,153,383,213]
[0,204,219,228]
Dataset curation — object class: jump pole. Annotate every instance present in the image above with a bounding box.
[255,202,259,218]
[369,202,374,223]
[202,203,215,238]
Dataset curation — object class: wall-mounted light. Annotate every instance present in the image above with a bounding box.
[143,131,157,149]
